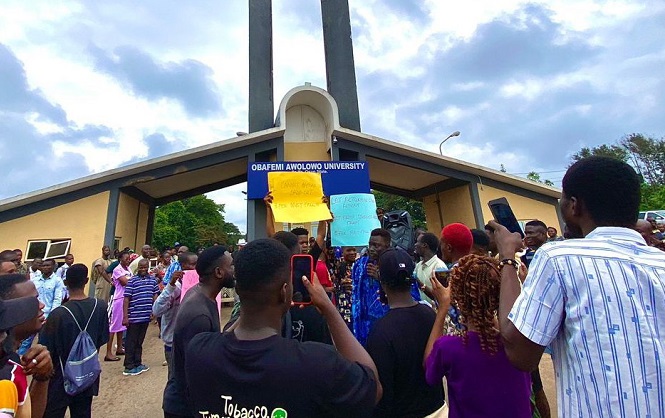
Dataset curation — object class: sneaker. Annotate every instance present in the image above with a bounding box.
[162,361,168,366]
[138,364,150,373]
[123,367,141,376]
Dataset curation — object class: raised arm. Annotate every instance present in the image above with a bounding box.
[423,275,450,364]
[264,191,276,237]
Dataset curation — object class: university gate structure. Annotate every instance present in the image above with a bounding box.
[0,0,561,294]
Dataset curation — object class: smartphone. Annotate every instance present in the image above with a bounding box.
[434,268,450,287]
[488,197,525,238]
[291,254,314,305]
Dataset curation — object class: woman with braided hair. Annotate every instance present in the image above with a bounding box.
[423,254,532,418]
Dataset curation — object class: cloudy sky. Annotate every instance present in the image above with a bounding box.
[2,0,664,233]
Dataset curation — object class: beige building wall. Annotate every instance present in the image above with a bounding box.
[478,185,561,230]
[0,191,109,292]
[422,185,477,233]
[114,193,149,252]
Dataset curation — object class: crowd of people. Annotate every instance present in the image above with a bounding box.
[1,156,664,418]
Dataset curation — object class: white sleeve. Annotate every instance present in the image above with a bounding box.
[508,250,566,346]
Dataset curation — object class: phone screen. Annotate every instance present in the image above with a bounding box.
[291,256,312,303]
[489,198,525,238]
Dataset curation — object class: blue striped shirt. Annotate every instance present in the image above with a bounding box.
[509,227,665,417]
[125,274,159,324]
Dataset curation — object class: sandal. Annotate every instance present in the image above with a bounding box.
[104,356,121,362]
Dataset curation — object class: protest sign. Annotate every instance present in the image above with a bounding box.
[268,172,332,223]
[330,193,381,246]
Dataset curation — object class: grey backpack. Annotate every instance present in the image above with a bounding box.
[60,299,102,396]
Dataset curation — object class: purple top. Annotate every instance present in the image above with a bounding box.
[111,265,131,301]
[425,332,532,418]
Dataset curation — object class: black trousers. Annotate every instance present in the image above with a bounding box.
[44,395,93,418]
[123,321,149,369]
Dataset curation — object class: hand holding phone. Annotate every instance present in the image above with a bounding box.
[291,254,314,306]
[434,267,450,287]
[488,197,525,238]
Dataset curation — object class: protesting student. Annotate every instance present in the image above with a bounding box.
[105,251,131,361]
[162,246,234,418]
[40,264,109,418]
[367,248,445,418]
[424,255,532,418]
[152,265,183,378]
[122,259,159,376]
[185,238,381,418]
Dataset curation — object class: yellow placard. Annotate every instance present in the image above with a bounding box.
[268,172,332,223]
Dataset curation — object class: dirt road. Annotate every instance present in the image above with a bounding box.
[88,306,558,417]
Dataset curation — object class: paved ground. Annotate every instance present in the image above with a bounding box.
[86,305,557,417]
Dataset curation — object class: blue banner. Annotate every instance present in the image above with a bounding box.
[330,193,382,246]
[247,161,370,199]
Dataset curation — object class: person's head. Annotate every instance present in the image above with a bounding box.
[415,232,439,258]
[102,245,111,258]
[136,259,150,276]
[31,258,43,271]
[342,246,357,263]
[561,157,640,237]
[368,229,392,261]
[65,264,89,290]
[0,274,44,342]
[179,252,198,271]
[40,259,55,277]
[440,223,473,264]
[272,231,300,255]
[470,229,490,256]
[234,239,292,315]
[290,227,310,254]
[176,245,189,257]
[546,227,558,238]
[646,217,658,230]
[13,249,22,264]
[196,246,234,289]
[376,207,385,220]
[524,220,548,250]
[450,254,501,354]
[484,223,498,253]
[0,250,17,265]
[64,253,74,266]
[0,262,16,275]
[325,245,335,262]
[378,248,415,295]
[140,245,151,258]
[118,251,131,267]
[161,251,172,265]
[635,219,654,243]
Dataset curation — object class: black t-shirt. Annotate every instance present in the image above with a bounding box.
[289,305,332,344]
[39,298,109,406]
[163,285,220,416]
[185,332,376,418]
[366,304,444,418]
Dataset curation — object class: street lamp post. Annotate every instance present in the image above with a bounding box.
[439,131,461,155]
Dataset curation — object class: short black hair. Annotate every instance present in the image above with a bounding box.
[65,264,88,289]
[0,250,16,262]
[419,232,439,252]
[525,220,547,231]
[234,239,290,305]
[272,231,300,254]
[42,259,56,266]
[370,228,392,243]
[290,227,309,237]
[563,156,640,227]
[195,246,227,278]
[471,229,490,249]
[0,274,29,299]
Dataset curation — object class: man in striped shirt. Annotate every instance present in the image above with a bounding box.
[122,259,159,376]
[492,156,665,417]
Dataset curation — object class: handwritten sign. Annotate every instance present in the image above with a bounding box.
[268,172,332,223]
[330,193,381,246]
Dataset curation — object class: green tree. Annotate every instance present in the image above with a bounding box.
[372,190,426,229]
[152,195,243,250]
[526,171,555,187]
[570,133,665,210]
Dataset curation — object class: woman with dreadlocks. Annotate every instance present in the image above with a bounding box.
[423,254,532,418]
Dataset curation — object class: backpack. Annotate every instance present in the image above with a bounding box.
[383,210,415,254]
[60,299,102,396]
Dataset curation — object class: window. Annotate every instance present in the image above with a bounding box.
[114,237,121,251]
[25,239,71,261]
